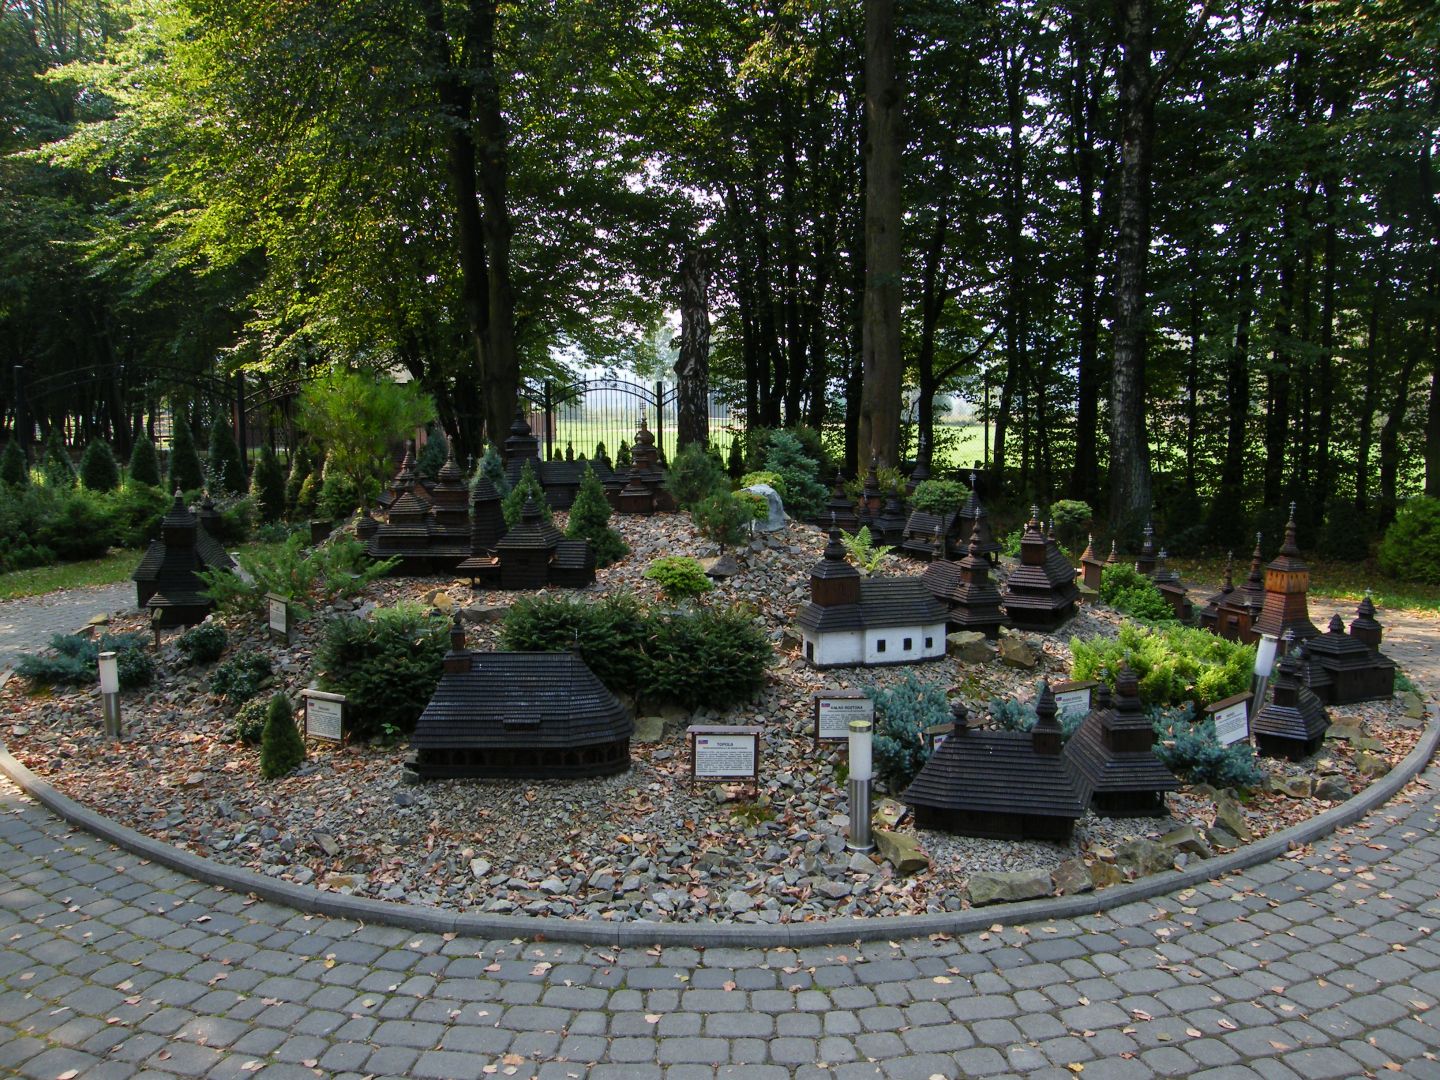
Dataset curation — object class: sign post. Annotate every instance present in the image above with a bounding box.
[302,689,346,743]
[1205,691,1253,747]
[813,691,874,743]
[266,592,291,644]
[1051,680,1098,720]
[687,725,762,791]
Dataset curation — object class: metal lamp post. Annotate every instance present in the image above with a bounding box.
[847,718,875,852]
[98,651,121,739]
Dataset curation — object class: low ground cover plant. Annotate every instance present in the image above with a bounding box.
[17,631,154,688]
[315,601,449,740]
[864,672,946,792]
[1070,623,1254,708]
[1099,564,1175,622]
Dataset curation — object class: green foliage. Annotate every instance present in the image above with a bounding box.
[259,694,306,780]
[297,370,436,510]
[1378,498,1440,585]
[1099,564,1176,622]
[840,526,892,574]
[315,602,449,740]
[197,534,396,617]
[762,431,826,521]
[1000,526,1023,558]
[739,470,785,494]
[1048,500,1093,550]
[17,632,153,689]
[210,496,256,544]
[0,486,119,569]
[566,464,627,567]
[415,429,448,480]
[501,459,552,526]
[317,465,369,521]
[726,436,744,479]
[230,696,270,746]
[910,479,966,515]
[250,444,286,523]
[1070,623,1255,708]
[592,441,613,471]
[691,490,761,547]
[79,441,120,492]
[295,470,321,519]
[644,555,714,602]
[127,434,161,488]
[109,483,171,548]
[167,415,205,494]
[210,653,273,704]
[476,444,511,496]
[1,442,29,488]
[41,428,76,488]
[1151,704,1264,790]
[177,623,228,665]
[987,696,1085,740]
[616,440,632,469]
[500,593,770,709]
[663,443,729,509]
[207,414,247,496]
[864,672,947,792]
[284,444,312,518]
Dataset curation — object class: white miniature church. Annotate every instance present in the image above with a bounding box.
[795,527,950,668]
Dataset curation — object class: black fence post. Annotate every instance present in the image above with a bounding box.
[654,380,664,458]
[543,380,555,461]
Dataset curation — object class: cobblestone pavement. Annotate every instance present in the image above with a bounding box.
[0,583,134,671]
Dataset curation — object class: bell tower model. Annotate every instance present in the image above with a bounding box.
[1253,504,1319,642]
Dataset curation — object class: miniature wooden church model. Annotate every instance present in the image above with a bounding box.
[364,447,471,573]
[903,682,1093,841]
[920,517,1007,638]
[1000,508,1079,632]
[501,409,605,511]
[822,471,860,533]
[1210,534,1267,642]
[795,526,948,668]
[1251,635,1330,759]
[1149,549,1193,621]
[1300,610,1396,705]
[132,491,238,627]
[956,473,1001,565]
[1197,553,1237,633]
[1080,535,1105,591]
[1253,505,1320,643]
[471,499,595,590]
[410,618,632,779]
[1065,669,1178,817]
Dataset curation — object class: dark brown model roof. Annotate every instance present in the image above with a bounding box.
[903,726,1093,821]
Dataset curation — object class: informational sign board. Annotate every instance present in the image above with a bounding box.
[1051,680,1097,719]
[1205,691,1252,747]
[813,691,874,742]
[303,690,346,743]
[688,725,762,783]
[266,593,290,643]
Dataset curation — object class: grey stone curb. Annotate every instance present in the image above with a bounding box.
[0,707,1434,948]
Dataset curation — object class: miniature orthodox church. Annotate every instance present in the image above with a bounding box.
[468,499,595,590]
[1000,508,1079,632]
[903,682,1093,842]
[409,617,632,779]
[1064,669,1178,817]
[822,471,860,534]
[1197,553,1237,634]
[1299,609,1396,705]
[794,527,949,668]
[1253,505,1320,643]
[955,474,1001,565]
[920,518,1007,638]
[1079,535,1105,591]
[1210,534,1267,643]
[1251,634,1330,759]
[132,491,239,627]
[501,409,606,511]
[1149,549,1193,621]
[364,445,470,573]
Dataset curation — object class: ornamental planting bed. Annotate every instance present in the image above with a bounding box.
[0,513,1426,924]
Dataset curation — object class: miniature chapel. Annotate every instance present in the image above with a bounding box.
[1065,670,1178,817]
[1000,508,1079,632]
[132,491,239,627]
[920,518,1007,638]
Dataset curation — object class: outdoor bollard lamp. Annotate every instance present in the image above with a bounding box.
[98,651,122,739]
[847,717,875,853]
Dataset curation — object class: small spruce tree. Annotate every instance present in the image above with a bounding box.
[617,439,632,469]
[593,441,613,471]
[415,428,448,480]
[41,427,76,487]
[128,432,161,487]
[284,444,312,516]
[726,436,744,479]
[0,441,28,487]
[259,693,306,779]
[475,444,510,496]
[167,412,205,493]
[565,440,574,461]
[501,459,552,526]
[250,444,286,523]
[79,440,121,492]
[207,413,247,495]
[567,464,628,567]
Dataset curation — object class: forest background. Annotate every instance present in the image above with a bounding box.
[1,0,1437,551]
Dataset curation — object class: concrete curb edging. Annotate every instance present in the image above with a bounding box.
[1,708,1435,948]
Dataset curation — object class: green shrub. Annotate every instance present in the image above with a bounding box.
[1377,497,1440,584]
[1151,704,1265,790]
[41,428,76,488]
[198,533,396,617]
[1048,499,1093,550]
[501,459,551,526]
[691,490,761,547]
[988,696,1085,740]
[207,414,247,496]
[500,593,652,695]
[295,470,321,519]
[1,441,28,487]
[79,441,120,492]
[1099,564,1176,623]
[1000,526,1023,558]
[315,602,449,740]
[864,672,946,793]
[317,464,370,520]
[415,429,448,480]
[841,525,893,574]
[167,414,205,493]
[108,483,171,548]
[663,443,729,510]
[644,555,714,603]
[646,604,770,710]
[230,696,270,746]
[283,444,312,517]
[1070,623,1254,708]
[592,441,613,472]
[0,487,120,564]
[208,495,255,544]
[739,470,785,496]
[259,694,306,779]
[566,464,627,567]
[250,444,286,523]
[616,439,632,469]
[475,444,511,496]
[128,433,161,487]
[763,431,826,521]
[177,623,228,665]
[17,632,152,688]
[210,653,273,704]
[726,436,744,479]
[911,479,966,515]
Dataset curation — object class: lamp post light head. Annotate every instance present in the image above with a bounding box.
[847,718,874,782]
[98,651,119,695]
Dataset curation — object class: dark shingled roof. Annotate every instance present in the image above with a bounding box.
[903,726,1092,820]
[857,578,948,629]
[1065,679,1179,804]
[1252,647,1329,749]
[133,493,237,622]
[496,500,563,552]
[553,539,596,571]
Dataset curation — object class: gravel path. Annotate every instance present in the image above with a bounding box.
[0,582,133,671]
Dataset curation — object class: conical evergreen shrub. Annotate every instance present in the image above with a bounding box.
[727,436,744,479]
[617,440,632,469]
[128,433,161,487]
[207,413,247,495]
[167,413,205,493]
[416,428,447,480]
[79,440,120,492]
[250,444,286,522]
[284,444,312,517]
[0,441,28,487]
[475,444,510,496]
[259,694,306,779]
[567,464,627,567]
[41,427,76,487]
[501,459,551,526]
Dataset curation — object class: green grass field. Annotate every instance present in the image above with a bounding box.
[0,540,289,602]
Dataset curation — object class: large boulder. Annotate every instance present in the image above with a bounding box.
[967,868,1052,906]
[1213,797,1253,842]
[632,716,666,744]
[1051,858,1093,896]
[744,484,787,532]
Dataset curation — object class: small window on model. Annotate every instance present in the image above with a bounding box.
[877,639,887,654]
[903,637,913,651]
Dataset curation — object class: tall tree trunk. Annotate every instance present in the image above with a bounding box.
[1355,276,1383,509]
[914,198,949,464]
[1265,201,1298,507]
[997,42,1029,496]
[1214,233,1253,531]
[858,0,903,468]
[674,245,710,452]
[1067,2,1105,504]
[1108,0,1158,534]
